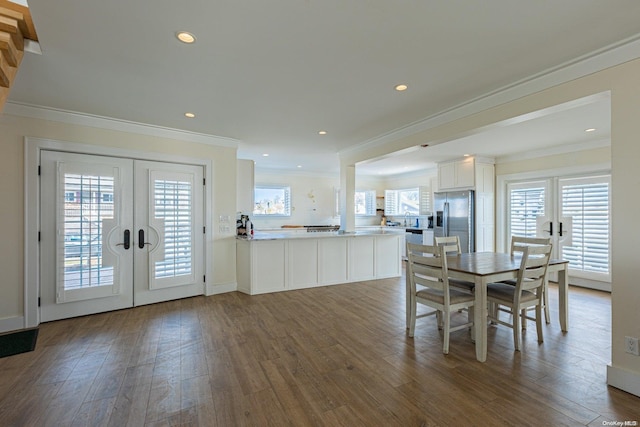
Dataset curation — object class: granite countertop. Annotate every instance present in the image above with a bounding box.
[237,227,406,241]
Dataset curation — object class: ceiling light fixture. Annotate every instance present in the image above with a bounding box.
[585,128,596,132]
[262,153,269,157]
[297,165,302,168]
[395,84,408,91]
[176,31,196,44]
[318,130,327,135]
[184,112,195,118]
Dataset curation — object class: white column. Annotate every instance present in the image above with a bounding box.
[340,163,356,232]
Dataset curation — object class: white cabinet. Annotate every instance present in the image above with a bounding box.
[245,240,287,294]
[438,158,475,190]
[237,233,402,295]
[375,235,402,278]
[318,238,348,284]
[422,230,434,246]
[348,236,375,281]
[289,239,318,289]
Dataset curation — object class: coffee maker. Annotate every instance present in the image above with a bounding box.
[236,214,253,237]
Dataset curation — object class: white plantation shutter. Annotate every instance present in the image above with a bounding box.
[385,189,398,215]
[354,190,376,215]
[153,178,193,279]
[419,186,431,215]
[559,176,610,278]
[508,183,546,238]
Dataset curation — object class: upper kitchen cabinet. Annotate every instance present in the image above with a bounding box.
[237,159,255,215]
[437,157,494,191]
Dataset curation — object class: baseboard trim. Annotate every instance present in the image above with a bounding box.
[206,282,237,296]
[607,364,640,397]
[0,316,25,334]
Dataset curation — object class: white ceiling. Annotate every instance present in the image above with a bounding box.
[7,1,637,175]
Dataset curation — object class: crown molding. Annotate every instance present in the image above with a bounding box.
[4,102,240,148]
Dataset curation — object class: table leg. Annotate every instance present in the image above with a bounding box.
[474,277,487,362]
[558,266,569,332]
[406,266,410,329]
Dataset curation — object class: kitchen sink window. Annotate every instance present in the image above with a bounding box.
[254,185,291,216]
[384,187,430,216]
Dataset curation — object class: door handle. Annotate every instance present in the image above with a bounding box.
[558,222,563,237]
[138,229,151,249]
[116,229,130,249]
[548,222,553,236]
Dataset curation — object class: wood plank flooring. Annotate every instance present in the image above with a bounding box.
[0,272,639,426]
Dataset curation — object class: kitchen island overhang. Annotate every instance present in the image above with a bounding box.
[236,229,404,295]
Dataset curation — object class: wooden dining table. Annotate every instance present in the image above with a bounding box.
[406,251,570,362]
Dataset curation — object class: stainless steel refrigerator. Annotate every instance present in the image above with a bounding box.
[433,190,475,253]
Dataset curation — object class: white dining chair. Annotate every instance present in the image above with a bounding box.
[407,243,475,354]
[503,236,552,324]
[434,235,475,294]
[487,244,552,351]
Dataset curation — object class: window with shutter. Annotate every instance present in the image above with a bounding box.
[559,176,610,279]
[508,183,546,238]
[385,188,425,216]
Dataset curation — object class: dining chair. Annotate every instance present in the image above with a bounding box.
[434,235,475,294]
[406,243,475,354]
[503,236,553,324]
[486,244,552,351]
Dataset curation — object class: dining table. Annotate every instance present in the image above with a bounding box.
[405,251,570,362]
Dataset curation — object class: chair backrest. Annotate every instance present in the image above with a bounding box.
[434,235,461,256]
[406,243,449,295]
[510,235,552,255]
[516,244,552,293]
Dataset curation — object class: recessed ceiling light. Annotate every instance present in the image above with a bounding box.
[262,153,269,157]
[395,84,408,91]
[585,128,596,132]
[176,31,196,44]
[318,130,327,135]
[184,112,195,118]
[463,154,471,157]
[297,165,302,168]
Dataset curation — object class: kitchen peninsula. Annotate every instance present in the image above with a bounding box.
[236,228,404,295]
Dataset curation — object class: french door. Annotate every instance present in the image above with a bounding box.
[40,151,204,322]
[507,174,611,289]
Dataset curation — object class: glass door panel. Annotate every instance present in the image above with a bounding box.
[133,161,204,306]
[40,151,134,321]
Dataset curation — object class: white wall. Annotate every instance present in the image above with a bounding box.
[0,112,238,329]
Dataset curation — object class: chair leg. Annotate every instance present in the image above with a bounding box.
[489,301,497,323]
[513,307,521,351]
[521,308,527,330]
[543,282,551,324]
[536,304,544,343]
[442,310,450,354]
[436,310,443,330]
[408,295,417,338]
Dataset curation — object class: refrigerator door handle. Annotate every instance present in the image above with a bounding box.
[443,202,449,237]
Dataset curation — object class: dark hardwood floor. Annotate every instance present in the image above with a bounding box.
[0,271,638,426]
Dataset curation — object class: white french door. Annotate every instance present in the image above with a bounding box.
[506,174,611,289]
[40,151,204,322]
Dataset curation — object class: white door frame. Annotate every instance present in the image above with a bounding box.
[24,137,213,328]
